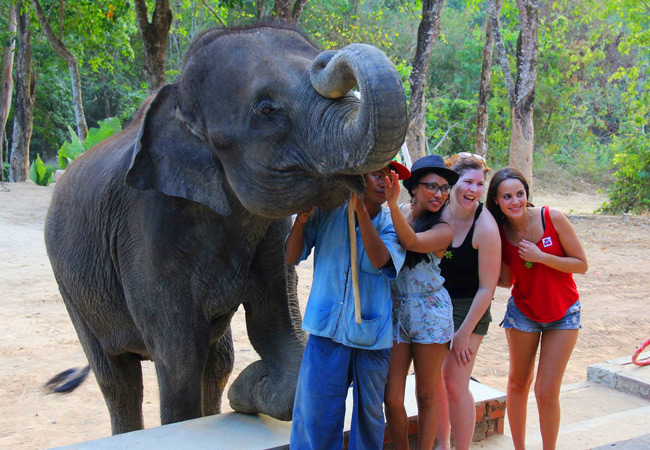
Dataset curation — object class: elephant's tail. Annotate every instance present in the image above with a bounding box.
[44,365,90,393]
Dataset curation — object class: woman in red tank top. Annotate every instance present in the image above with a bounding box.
[486,168,588,450]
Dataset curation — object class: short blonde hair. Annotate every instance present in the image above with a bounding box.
[445,153,491,177]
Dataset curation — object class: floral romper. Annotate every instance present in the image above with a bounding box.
[390,253,454,345]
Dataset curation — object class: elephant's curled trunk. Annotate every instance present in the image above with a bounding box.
[310,44,408,173]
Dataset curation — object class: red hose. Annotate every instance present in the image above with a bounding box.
[631,338,650,366]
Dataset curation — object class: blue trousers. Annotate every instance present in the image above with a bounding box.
[290,335,391,450]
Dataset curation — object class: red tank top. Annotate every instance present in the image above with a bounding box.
[500,207,579,323]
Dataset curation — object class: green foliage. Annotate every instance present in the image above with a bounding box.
[26,117,122,187]
[86,117,122,148]
[56,128,85,170]
[22,0,140,162]
[58,118,122,169]
[301,0,420,56]
[29,154,57,186]
[571,0,650,210]
[427,9,484,98]
[4,0,649,212]
[425,97,477,155]
[599,126,650,213]
[38,0,137,73]
[31,61,77,158]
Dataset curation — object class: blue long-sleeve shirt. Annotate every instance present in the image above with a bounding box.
[295,202,406,350]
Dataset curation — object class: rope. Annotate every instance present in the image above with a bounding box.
[631,338,650,366]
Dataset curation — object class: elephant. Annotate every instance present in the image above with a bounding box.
[44,22,407,435]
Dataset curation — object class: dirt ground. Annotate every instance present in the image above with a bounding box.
[1,181,648,449]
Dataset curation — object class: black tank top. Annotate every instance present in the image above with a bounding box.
[439,203,483,299]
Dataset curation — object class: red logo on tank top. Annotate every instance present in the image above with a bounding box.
[542,237,553,247]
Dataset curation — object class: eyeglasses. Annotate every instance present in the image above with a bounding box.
[458,152,486,162]
[417,182,451,195]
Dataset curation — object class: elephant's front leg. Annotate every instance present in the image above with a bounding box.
[228,220,307,420]
[153,331,210,425]
[202,327,235,416]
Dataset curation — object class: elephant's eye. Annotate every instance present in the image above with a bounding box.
[257,100,278,117]
[261,106,274,115]
[251,99,287,134]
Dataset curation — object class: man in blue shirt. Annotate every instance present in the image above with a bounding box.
[286,162,410,449]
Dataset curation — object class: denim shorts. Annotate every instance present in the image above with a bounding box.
[500,297,581,333]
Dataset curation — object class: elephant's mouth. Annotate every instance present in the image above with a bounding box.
[276,162,366,195]
[334,175,366,194]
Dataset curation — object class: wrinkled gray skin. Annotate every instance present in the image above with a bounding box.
[45,23,407,435]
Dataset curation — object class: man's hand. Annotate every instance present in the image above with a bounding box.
[295,207,314,224]
[351,192,367,215]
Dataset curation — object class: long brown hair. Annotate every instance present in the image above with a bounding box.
[486,167,533,223]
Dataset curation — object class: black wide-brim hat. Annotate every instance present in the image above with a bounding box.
[402,154,459,191]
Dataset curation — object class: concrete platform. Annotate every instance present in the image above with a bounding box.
[53,375,505,449]
[587,355,650,400]
[469,381,650,449]
[592,433,650,449]
[52,356,650,450]
[472,353,650,449]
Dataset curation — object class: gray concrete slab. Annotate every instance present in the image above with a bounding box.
[470,382,650,450]
[592,433,650,449]
[588,355,650,400]
[52,356,650,450]
[53,376,504,450]
[53,413,292,450]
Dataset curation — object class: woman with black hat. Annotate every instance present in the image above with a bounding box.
[383,154,459,450]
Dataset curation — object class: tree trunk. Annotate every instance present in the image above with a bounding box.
[104,86,111,118]
[134,0,172,93]
[9,0,35,182]
[31,0,88,141]
[489,0,539,189]
[256,0,266,20]
[509,102,534,182]
[475,0,502,158]
[273,0,308,22]
[3,132,8,172]
[0,2,17,182]
[507,0,539,188]
[407,0,445,163]
[291,0,308,21]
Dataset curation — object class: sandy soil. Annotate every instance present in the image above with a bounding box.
[0,181,648,449]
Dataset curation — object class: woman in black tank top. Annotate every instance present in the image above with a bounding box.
[435,153,502,450]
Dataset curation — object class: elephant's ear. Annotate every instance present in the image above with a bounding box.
[125,84,231,216]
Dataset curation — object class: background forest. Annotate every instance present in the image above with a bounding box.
[0,0,648,213]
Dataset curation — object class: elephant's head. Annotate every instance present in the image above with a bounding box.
[126,23,407,218]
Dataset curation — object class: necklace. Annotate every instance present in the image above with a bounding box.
[507,209,534,242]
[507,209,535,269]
